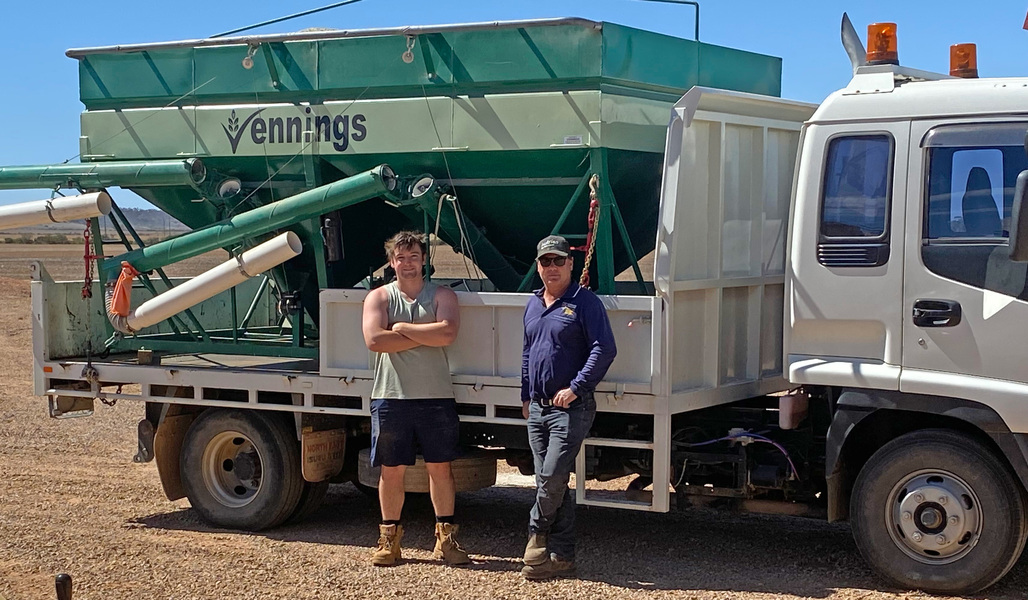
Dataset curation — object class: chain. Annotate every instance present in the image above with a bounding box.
[579,175,601,288]
[99,384,122,407]
[81,216,106,299]
[82,218,95,299]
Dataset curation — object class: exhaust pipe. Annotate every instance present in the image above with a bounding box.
[106,232,302,333]
[0,191,111,230]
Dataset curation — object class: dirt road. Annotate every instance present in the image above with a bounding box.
[1,250,1026,599]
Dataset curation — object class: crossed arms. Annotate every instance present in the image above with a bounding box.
[362,286,460,353]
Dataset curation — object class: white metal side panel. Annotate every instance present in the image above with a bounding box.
[655,87,815,414]
[320,289,662,396]
[30,263,50,397]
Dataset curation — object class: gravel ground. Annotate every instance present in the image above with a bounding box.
[1,256,1028,599]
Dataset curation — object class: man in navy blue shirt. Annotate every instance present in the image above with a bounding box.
[520,235,617,580]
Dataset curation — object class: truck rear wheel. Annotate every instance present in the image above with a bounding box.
[286,480,330,524]
[851,429,1027,594]
[180,409,304,531]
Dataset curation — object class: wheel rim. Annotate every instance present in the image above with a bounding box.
[201,430,264,508]
[886,469,983,564]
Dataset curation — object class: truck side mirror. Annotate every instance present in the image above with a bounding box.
[1009,170,1028,262]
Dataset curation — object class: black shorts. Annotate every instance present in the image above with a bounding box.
[370,398,459,467]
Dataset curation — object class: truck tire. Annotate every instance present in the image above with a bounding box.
[180,409,304,531]
[851,429,1028,595]
[286,480,330,524]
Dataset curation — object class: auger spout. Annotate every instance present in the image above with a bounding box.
[0,192,111,230]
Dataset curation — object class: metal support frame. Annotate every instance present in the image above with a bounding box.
[239,276,271,334]
[410,192,523,290]
[292,310,306,348]
[424,209,433,280]
[100,201,310,357]
[107,201,210,343]
[594,150,616,295]
[98,216,187,336]
[517,148,647,294]
[637,0,700,41]
[309,217,329,290]
[102,337,317,359]
[88,166,398,357]
[574,411,671,512]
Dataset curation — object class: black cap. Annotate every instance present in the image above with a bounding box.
[536,235,570,259]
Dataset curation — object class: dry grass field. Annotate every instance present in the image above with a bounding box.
[0,243,1026,600]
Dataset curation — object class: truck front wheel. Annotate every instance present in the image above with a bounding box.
[180,409,304,531]
[851,429,1027,594]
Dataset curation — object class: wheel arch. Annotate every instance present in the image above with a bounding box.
[825,388,1028,522]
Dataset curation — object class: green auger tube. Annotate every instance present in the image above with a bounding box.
[102,164,399,278]
[0,159,205,191]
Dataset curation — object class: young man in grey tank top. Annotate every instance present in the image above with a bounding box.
[361,231,470,566]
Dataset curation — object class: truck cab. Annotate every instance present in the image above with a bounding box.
[786,43,1028,593]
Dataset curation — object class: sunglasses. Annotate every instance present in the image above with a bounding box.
[537,256,568,267]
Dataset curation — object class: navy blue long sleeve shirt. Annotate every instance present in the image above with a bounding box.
[521,282,617,403]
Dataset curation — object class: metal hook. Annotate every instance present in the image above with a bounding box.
[242,44,259,70]
[402,35,416,64]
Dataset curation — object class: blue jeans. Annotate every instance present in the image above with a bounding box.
[526,397,596,561]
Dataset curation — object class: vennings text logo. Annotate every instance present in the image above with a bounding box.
[222,106,368,154]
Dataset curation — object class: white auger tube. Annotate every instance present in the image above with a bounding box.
[0,191,112,230]
[106,232,302,333]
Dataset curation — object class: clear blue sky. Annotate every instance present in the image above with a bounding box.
[1,0,1026,208]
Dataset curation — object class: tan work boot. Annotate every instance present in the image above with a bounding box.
[523,533,548,566]
[371,524,404,566]
[432,522,471,565]
[522,553,576,580]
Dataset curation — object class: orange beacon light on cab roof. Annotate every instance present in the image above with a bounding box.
[867,22,899,65]
[950,43,979,78]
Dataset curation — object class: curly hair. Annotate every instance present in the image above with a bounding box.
[384,230,427,261]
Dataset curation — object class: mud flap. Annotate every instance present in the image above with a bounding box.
[301,428,346,483]
[154,413,195,501]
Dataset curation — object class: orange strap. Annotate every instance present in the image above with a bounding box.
[112,262,140,317]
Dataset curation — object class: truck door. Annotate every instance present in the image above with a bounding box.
[788,121,909,389]
[900,121,1028,430]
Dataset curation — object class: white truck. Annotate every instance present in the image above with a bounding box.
[29,16,1028,595]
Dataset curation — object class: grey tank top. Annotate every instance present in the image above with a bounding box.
[371,281,455,399]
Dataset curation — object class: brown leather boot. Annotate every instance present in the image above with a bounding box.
[371,524,403,566]
[432,522,471,565]
[523,533,548,566]
[522,553,576,580]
